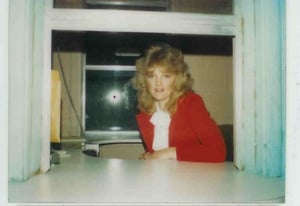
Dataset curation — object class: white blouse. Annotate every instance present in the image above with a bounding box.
[150,104,171,150]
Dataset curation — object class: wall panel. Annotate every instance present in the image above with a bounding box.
[186,55,233,125]
[52,52,83,138]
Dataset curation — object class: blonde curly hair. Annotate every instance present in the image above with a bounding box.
[133,43,194,115]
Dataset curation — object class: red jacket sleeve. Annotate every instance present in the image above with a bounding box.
[136,112,154,153]
[175,94,227,162]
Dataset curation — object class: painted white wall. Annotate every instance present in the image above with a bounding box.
[8,0,45,181]
[234,0,285,177]
[286,0,300,205]
[0,0,8,204]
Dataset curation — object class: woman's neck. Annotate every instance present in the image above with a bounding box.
[156,101,167,112]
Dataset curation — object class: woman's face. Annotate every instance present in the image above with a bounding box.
[145,66,176,108]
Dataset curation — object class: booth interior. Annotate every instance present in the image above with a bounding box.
[51,31,234,161]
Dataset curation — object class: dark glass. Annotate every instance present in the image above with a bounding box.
[85,69,138,131]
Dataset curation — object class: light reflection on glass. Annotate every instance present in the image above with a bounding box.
[110,126,122,131]
[106,89,122,104]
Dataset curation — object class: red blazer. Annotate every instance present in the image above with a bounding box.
[136,92,226,162]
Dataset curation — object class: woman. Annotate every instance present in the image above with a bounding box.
[133,43,226,162]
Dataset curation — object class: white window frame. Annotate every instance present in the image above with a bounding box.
[42,0,238,172]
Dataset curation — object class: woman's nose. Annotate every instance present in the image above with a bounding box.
[155,77,162,86]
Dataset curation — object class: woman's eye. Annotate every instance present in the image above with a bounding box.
[164,74,171,78]
[146,73,153,78]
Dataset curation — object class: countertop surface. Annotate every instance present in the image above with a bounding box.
[9,150,285,204]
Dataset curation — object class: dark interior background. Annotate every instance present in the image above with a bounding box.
[52,31,233,65]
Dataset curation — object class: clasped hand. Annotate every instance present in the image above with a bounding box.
[139,147,176,160]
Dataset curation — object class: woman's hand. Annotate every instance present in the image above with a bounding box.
[139,147,177,160]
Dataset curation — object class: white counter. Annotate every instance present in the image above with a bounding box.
[9,150,284,204]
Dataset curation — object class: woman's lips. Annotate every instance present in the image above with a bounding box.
[155,88,164,92]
